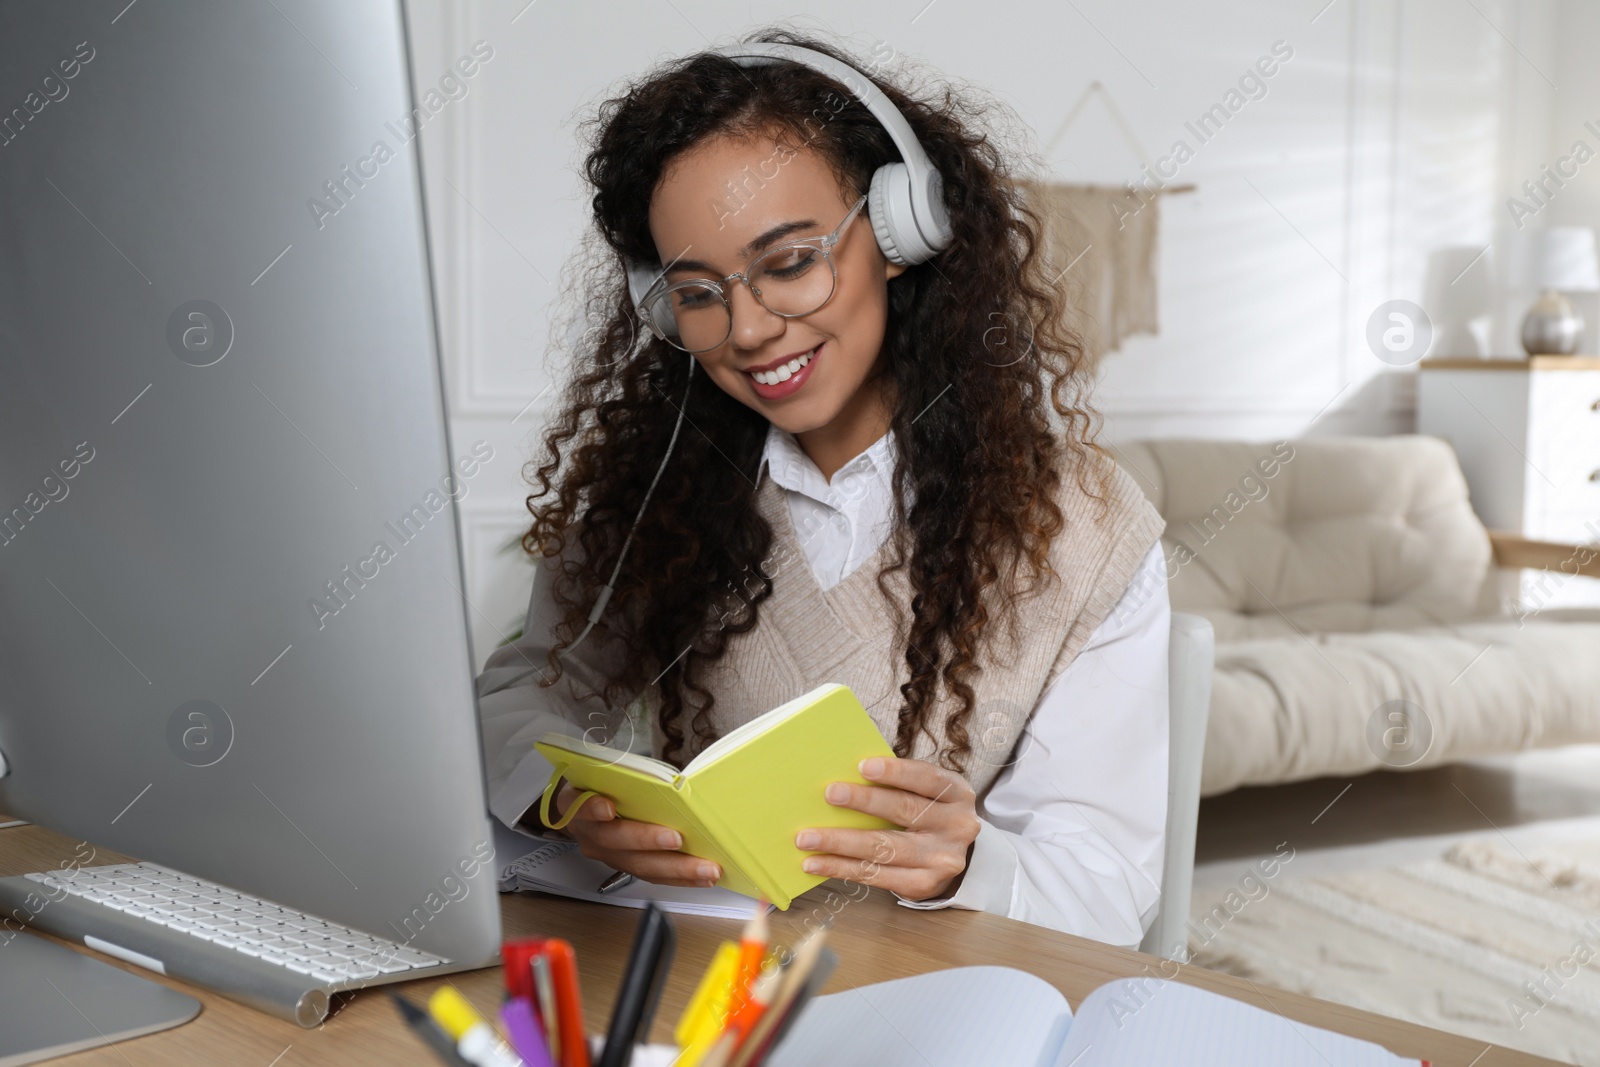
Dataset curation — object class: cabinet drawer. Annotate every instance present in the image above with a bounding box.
[1529,370,1600,453]
[1528,370,1600,520]
[1528,468,1600,522]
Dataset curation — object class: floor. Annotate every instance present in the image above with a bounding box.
[1192,742,1600,889]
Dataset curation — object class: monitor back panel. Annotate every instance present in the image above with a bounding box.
[0,0,500,963]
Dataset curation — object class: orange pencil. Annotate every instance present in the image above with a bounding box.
[731,903,768,1010]
[719,965,784,1056]
[728,928,830,1067]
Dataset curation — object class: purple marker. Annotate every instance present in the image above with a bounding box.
[501,996,557,1067]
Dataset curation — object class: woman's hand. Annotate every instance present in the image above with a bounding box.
[550,782,722,888]
[793,756,981,901]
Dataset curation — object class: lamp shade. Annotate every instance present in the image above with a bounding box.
[1512,226,1600,291]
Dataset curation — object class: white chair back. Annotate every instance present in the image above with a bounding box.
[1138,611,1214,960]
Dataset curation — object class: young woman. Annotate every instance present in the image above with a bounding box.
[475,28,1171,947]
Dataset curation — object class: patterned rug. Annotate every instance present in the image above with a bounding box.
[1188,838,1600,1065]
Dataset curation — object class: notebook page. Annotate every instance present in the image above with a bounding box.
[685,682,843,773]
[765,966,1071,1067]
[1054,978,1420,1066]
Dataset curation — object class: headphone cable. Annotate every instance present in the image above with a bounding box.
[562,353,695,658]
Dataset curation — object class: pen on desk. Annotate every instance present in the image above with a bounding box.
[597,869,636,894]
[389,991,473,1067]
[597,902,677,1067]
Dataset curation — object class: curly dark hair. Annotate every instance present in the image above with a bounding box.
[520,25,1111,775]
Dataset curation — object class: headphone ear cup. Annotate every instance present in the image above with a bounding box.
[868,164,913,266]
[868,162,945,267]
[626,260,660,312]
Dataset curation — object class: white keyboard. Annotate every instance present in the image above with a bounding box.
[23,862,447,986]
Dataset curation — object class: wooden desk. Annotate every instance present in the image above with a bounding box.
[1,823,1560,1066]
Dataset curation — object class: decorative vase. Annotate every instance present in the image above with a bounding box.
[1520,289,1583,355]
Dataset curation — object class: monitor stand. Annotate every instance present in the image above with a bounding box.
[0,930,201,1066]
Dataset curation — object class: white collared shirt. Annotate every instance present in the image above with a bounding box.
[759,424,900,592]
[758,424,1170,948]
[474,426,1170,949]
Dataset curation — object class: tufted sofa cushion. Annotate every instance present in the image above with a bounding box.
[1112,436,1501,644]
[1200,617,1600,794]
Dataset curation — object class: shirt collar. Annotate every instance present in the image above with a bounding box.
[758,422,896,501]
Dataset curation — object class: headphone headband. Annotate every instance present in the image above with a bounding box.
[626,41,954,322]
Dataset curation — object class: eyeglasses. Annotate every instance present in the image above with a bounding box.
[635,193,869,354]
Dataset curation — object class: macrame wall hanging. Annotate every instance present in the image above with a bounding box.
[1017,81,1195,367]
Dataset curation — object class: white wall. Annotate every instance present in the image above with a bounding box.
[401,0,1574,667]
[1538,0,1600,344]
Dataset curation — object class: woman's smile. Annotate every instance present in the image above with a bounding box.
[745,341,822,400]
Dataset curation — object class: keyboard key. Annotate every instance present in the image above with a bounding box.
[302,952,347,970]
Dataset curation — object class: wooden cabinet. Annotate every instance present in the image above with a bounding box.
[1418,356,1600,610]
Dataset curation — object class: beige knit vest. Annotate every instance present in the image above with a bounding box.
[647,446,1166,799]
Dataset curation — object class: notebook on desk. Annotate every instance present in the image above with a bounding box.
[765,966,1425,1067]
[490,818,761,919]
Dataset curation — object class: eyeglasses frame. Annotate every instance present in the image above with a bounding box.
[636,192,871,353]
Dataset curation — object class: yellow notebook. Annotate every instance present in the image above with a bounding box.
[533,683,896,909]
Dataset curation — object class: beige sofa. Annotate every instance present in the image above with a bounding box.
[1113,435,1600,797]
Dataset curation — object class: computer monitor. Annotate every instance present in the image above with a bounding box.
[0,0,500,968]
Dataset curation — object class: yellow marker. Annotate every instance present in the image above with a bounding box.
[428,987,522,1067]
[428,985,484,1039]
[674,941,742,1065]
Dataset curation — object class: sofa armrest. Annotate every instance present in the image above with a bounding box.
[1488,530,1600,580]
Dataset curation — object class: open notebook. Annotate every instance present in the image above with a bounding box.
[490,818,760,919]
[765,966,1424,1066]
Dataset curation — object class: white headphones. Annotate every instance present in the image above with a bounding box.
[625,41,955,322]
